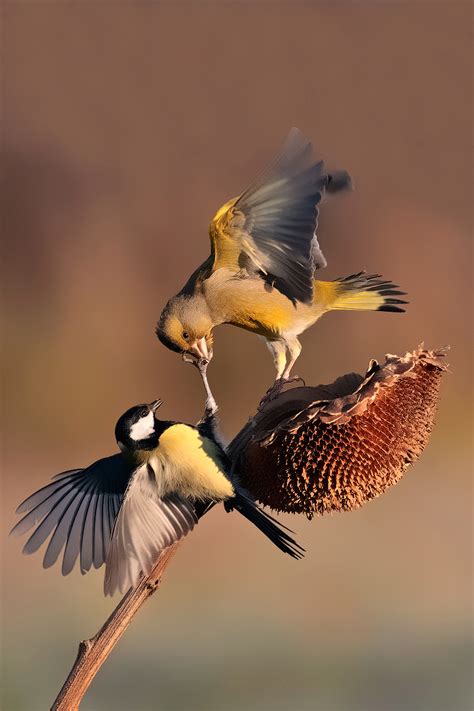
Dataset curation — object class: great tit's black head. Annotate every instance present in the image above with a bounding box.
[156,297,213,362]
[115,399,163,453]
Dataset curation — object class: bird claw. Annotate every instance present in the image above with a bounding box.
[283,374,305,387]
[259,375,305,409]
[182,353,209,370]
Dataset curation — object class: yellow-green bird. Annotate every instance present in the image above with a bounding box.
[157,129,406,395]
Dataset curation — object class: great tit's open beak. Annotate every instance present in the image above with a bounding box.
[188,337,212,362]
[149,399,163,412]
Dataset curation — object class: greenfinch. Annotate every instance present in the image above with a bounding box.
[157,129,406,390]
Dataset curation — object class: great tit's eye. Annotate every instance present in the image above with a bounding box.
[182,331,189,340]
[139,407,148,418]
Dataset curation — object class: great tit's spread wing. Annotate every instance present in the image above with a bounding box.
[209,128,351,304]
[104,463,198,596]
[11,454,132,576]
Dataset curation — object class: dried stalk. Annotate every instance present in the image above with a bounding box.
[50,542,181,711]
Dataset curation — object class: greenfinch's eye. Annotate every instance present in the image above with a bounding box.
[182,331,189,340]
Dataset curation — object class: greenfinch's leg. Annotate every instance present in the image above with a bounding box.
[282,337,302,381]
[264,339,287,381]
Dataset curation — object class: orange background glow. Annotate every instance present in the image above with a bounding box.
[2,3,472,710]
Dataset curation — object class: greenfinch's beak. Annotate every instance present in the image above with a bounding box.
[189,337,211,362]
[149,399,163,412]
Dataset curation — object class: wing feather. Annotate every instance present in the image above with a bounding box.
[93,491,107,569]
[80,486,99,573]
[23,485,84,557]
[12,474,82,537]
[11,454,132,575]
[104,464,198,596]
[61,480,97,575]
[15,469,83,514]
[209,128,351,304]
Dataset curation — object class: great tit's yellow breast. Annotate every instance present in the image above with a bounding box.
[149,424,234,501]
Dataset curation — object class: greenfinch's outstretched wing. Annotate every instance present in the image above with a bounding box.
[11,454,132,575]
[209,128,351,304]
[104,464,198,596]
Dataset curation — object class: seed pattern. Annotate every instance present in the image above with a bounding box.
[233,347,447,519]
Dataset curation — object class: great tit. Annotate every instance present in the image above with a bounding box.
[157,128,406,391]
[11,399,303,595]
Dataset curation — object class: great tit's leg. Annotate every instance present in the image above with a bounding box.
[183,353,218,416]
[198,359,218,417]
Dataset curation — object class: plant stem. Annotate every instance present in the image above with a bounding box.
[50,542,181,711]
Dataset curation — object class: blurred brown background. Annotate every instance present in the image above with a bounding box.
[1,3,472,710]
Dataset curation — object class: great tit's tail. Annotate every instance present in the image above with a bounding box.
[314,272,408,314]
[225,492,304,559]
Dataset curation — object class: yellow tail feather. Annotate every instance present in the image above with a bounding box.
[314,273,407,313]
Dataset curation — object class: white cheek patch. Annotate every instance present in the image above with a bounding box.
[130,412,155,441]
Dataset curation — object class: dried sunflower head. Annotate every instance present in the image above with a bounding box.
[229,346,448,519]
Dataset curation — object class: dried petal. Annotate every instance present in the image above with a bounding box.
[230,346,448,519]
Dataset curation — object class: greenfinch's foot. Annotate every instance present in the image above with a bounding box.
[259,375,305,410]
[182,352,209,368]
[283,375,305,387]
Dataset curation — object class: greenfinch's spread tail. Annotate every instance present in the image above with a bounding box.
[314,273,406,314]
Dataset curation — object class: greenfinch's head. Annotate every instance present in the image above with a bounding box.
[156,297,214,362]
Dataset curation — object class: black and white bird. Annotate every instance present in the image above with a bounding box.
[11,399,303,595]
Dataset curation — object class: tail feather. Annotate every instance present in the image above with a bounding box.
[225,493,304,560]
[315,272,408,313]
[326,170,353,194]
